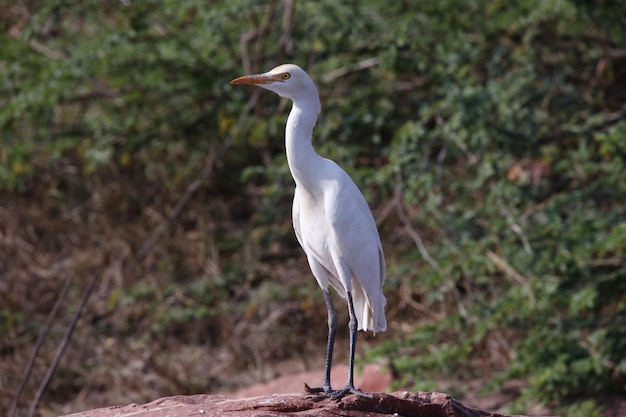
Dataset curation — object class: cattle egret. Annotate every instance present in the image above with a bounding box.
[231,64,387,400]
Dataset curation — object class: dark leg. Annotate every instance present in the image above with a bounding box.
[304,289,337,395]
[328,291,372,400]
[306,290,372,401]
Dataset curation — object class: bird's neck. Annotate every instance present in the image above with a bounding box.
[285,96,324,191]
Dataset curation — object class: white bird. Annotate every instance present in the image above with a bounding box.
[231,64,386,400]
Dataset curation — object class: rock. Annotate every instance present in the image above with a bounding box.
[59,391,556,417]
[229,364,392,398]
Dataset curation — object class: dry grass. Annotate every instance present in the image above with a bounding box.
[0,155,519,417]
[0,166,382,417]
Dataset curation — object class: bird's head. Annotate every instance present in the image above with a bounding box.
[231,64,318,102]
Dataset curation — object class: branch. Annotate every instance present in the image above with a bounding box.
[321,57,380,83]
[137,93,259,259]
[434,114,479,165]
[27,270,100,417]
[278,0,294,58]
[9,278,72,417]
[485,250,529,287]
[393,173,440,271]
[239,2,277,74]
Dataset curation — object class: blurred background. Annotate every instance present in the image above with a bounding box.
[1,1,625,416]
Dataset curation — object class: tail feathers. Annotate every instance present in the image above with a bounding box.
[373,293,387,333]
[352,279,387,334]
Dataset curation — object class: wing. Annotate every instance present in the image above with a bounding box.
[323,161,387,332]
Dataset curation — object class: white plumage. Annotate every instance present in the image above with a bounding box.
[232,64,386,399]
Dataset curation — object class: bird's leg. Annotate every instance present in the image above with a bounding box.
[327,291,372,401]
[304,289,337,396]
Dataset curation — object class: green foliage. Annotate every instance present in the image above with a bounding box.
[367,0,626,410]
[558,399,604,417]
[1,0,625,415]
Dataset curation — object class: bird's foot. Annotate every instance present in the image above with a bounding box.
[304,383,332,401]
[328,384,372,401]
[304,383,371,402]
[304,382,327,394]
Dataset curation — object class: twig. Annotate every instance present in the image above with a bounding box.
[137,93,259,259]
[493,104,626,153]
[509,222,533,254]
[434,114,478,165]
[137,152,219,259]
[240,30,256,75]
[27,270,100,417]
[396,202,441,271]
[239,2,276,75]
[500,206,533,254]
[392,173,472,318]
[29,39,66,60]
[321,57,381,83]
[254,3,276,72]
[278,0,294,57]
[393,174,440,271]
[486,250,530,288]
[9,277,71,417]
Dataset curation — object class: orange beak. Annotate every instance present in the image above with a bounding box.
[231,73,284,85]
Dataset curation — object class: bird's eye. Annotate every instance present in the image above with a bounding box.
[281,73,291,80]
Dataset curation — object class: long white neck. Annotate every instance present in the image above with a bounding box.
[285,93,323,193]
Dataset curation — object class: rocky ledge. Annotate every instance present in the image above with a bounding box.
[60,390,555,417]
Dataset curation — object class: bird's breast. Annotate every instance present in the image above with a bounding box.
[294,191,336,269]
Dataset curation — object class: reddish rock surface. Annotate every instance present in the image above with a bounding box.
[60,391,555,417]
[229,364,392,398]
